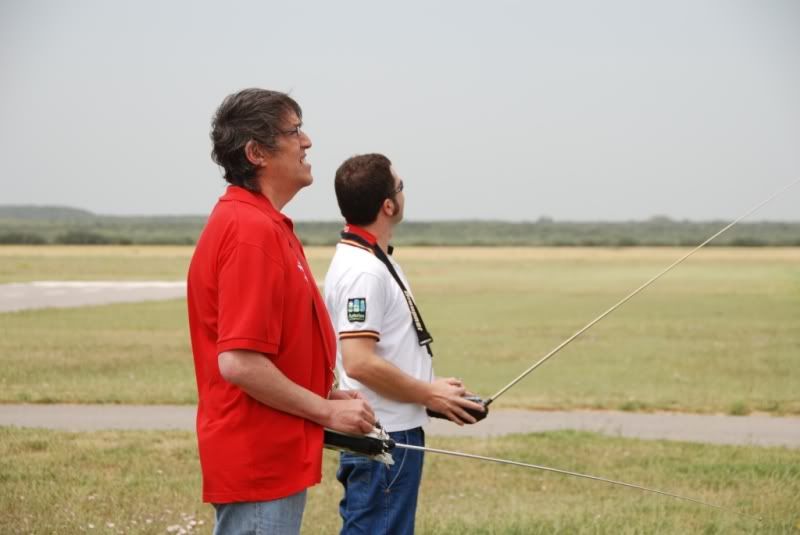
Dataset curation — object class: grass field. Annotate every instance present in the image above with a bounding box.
[0,246,192,283]
[1,246,797,413]
[1,245,799,534]
[2,427,798,534]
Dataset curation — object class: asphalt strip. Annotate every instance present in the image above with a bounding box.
[2,283,797,449]
[1,405,798,448]
[0,281,187,312]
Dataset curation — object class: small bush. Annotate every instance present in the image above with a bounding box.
[729,237,767,247]
[619,400,647,412]
[728,401,751,416]
[0,231,48,244]
[615,237,639,247]
[55,230,124,245]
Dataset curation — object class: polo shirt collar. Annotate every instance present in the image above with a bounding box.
[342,224,394,255]
[342,224,377,245]
[221,186,293,228]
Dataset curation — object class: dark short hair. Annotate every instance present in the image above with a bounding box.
[334,154,396,226]
[210,88,302,192]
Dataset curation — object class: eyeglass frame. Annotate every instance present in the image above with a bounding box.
[278,123,304,137]
[391,179,404,196]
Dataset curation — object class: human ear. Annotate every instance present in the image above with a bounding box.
[384,198,397,217]
[244,140,266,167]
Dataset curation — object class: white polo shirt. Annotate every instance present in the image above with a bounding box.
[324,233,433,432]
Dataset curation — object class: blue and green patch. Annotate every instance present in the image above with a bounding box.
[347,298,367,322]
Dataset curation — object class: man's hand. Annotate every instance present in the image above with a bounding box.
[323,398,376,435]
[218,350,376,434]
[424,377,485,426]
[326,390,375,434]
[328,389,365,401]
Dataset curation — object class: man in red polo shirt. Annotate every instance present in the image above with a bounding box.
[187,88,375,535]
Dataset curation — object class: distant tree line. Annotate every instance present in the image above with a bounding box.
[1,206,799,246]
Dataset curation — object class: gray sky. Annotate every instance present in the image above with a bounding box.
[1,0,798,221]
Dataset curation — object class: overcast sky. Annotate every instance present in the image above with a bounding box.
[1,0,798,221]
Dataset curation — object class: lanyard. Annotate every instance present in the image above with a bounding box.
[340,231,434,357]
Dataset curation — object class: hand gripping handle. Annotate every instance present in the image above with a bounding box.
[426,395,489,423]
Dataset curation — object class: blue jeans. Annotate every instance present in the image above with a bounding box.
[213,490,307,535]
[337,427,425,535]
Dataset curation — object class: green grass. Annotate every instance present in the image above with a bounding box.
[404,247,800,414]
[1,246,798,412]
[1,246,798,533]
[0,246,192,283]
[1,427,797,534]
[0,299,195,404]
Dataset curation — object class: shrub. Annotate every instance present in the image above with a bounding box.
[0,231,48,244]
[55,230,114,244]
[728,236,767,247]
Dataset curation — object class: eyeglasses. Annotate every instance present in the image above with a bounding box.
[392,180,404,195]
[278,124,303,137]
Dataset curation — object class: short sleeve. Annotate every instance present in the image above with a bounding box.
[334,272,386,341]
[217,242,284,355]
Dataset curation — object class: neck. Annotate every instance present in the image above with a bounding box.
[257,176,298,212]
[361,220,394,253]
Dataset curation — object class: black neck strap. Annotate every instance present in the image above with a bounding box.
[341,231,433,357]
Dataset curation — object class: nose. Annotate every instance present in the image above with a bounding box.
[300,130,312,149]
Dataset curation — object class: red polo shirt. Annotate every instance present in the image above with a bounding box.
[187,185,336,503]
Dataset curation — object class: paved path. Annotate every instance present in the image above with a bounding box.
[3,285,797,449]
[0,281,186,312]
[2,404,798,448]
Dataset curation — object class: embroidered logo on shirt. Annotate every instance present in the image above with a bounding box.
[347,298,367,322]
[296,260,308,282]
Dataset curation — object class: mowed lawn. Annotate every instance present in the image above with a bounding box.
[0,245,192,283]
[0,246,797,413]
[2,427,798,534]
[1,246,799,533]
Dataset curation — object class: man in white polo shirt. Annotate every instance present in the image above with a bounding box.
[324,153,484,534]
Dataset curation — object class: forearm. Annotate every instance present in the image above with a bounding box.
[340,338,482,425]
[347,355,431,405]
[218,350,332,426]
